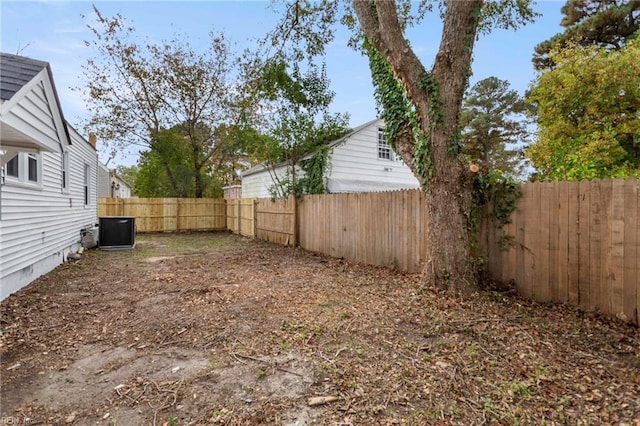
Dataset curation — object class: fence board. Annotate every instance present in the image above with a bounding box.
[255,196,296,245]
[599,179,613,314]
[588,180,603,311]
[578,180,591,309]
[567,181,580,305]
[610,179,626,319]
[547,182,559,301]
[623,178,639,324]
[521,183,539,298]
[537,182,551,301]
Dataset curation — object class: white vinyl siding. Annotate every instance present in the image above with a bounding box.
[241,119,420,196]
[242,164,297,198]
[326,119,419,192]
[97,162,111,197]
[0,125,97,298]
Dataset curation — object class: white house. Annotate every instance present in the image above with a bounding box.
[241,118,420,198]
[0,52,98,300]
[97,161,134,198]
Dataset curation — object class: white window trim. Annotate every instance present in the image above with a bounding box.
[61,151,70,193]
[377,128,394,161]
[2,152,43,189]
[84,163,91,206]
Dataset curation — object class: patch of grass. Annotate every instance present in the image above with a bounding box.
[135,232,246,257]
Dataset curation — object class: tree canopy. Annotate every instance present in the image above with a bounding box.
[533,0,640,70]
[80,6,247,197]
[526,35,640,180]
[243,13,350,198]
[460,77,530,178]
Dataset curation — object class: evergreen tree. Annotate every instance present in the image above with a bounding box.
[533,0,640,70]
[460,77,530,178]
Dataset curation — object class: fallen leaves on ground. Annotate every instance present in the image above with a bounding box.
[1,232,638,425]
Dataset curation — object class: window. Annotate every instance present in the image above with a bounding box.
[28,154,38,182]
[6,155,18,178]
[3,153,40,185]
[377,128,392,160]
[61,151,69,191]
[84,164,90,205]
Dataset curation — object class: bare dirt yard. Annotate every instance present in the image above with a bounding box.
[1,232,638,425]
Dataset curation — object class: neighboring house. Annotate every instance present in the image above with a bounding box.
[242,118,420,198]
[97,161,133,198]
[0,52,98,300]
[97,161,111,198]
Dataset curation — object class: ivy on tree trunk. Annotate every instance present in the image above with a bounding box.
[353,0,483,292]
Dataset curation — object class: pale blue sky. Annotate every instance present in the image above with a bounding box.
[1,1,564,166]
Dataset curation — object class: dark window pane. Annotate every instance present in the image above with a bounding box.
[28,155,38,182]
[6,155,18,177]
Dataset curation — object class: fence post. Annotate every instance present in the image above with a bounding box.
[290,194,298,247]
[176,198,181,232]
[253,199,257,237]
[237,199,241,235]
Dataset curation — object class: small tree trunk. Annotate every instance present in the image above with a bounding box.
[194,171,204,198]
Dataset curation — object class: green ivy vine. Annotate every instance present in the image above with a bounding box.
[364,38,443,189]
[299,144,331,195]
[471,169,522,249]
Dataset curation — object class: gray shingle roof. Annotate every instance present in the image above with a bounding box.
[0,52,48,101]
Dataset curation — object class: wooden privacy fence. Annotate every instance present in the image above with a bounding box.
[482,178,638,324]
[255,196,297,246]
[98,198,226,232]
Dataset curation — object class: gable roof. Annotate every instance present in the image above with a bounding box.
[242,118,382,178]
[0,53,48,101]
[0,52,71,153]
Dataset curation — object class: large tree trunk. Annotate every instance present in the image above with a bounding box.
[423,149,476,293]
[354,0,482,292]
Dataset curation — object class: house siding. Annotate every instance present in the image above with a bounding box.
[241,119,419,197]
[327,119,419,192]
[0,125,97,299]
[242,165,292,198]
[97,162,110,197]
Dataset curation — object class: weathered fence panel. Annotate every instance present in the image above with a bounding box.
[485,178,639,324]
[97,198,226,233]
[255,196,296,245]
[298,190,427,272]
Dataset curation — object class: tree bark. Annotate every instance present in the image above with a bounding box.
[354,0,482,292]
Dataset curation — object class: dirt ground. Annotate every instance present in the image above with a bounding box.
[1,232,638,426]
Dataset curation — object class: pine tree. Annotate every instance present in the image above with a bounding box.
[533,0,640,70]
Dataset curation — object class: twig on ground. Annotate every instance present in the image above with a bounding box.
[449,316,521,325]
[231,352,304,377]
